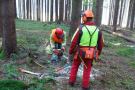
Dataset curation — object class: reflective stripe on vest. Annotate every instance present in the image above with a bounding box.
[79,26,99,46]
[52,29,63,43]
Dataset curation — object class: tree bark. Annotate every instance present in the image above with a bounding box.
[47,0,49,21]
[37,0,40,21]
[50,0,53,21]
[92,0,96,19]
[14,0,17,18]
[108,0,114,25]
[127,0,134,28]
[113,0,120,32]
[0,1,3,37]
[23,0,25,19]
[1,0,17,57]
[95,0,104,27]
[42,0,43,21]
[29,0,32,19]
[68,0,82,41]
[26,0,29,19]
[44,0,46,21]
[130,0,135,30]
[65,0,68,22]
[59,0,64,23]
[55,0,58,22]
[120,0,126,26]
[118,0,123,26]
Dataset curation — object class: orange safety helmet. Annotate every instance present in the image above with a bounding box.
[82,10,94,23]
[55,28,64,39]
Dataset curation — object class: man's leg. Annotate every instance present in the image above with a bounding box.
[82,60,93,89]
[69,56,81,85]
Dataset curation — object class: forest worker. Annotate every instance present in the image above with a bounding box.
[68,10,104,90]
[49,28,66,63]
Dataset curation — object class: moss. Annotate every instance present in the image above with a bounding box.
[0,49,6,60]
[0,80,27,90]
[116,47,135,57]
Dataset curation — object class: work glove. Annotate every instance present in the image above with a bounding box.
[61,47,65,51]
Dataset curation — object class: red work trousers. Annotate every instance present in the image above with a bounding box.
[69,55,93,88]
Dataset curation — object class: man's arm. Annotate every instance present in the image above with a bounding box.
[97,31,104,55]
[69,28,80,54]
[62,31,66,46]
[50,34,55,48]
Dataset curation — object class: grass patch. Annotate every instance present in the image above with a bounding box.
[16,19,46,30]
[0,49,6,60]
[103,32,130,48]
[27,78,56,90]
[121,79,135,90]
[128,61,135,68]
[3,64,20,79]
[16,19,69,32]
[0,80,27,90]
[116,47,135,57]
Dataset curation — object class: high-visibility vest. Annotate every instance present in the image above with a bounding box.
[52,29,64,43]
[79,26,99,46]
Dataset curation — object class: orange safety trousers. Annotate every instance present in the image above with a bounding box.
[69,53,93,88]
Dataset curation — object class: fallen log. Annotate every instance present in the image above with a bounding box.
[19,68,41,77]
[101,29,135,44]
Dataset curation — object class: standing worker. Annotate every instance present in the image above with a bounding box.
[68,10,104,90]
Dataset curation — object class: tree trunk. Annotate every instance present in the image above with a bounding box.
[120,0,126,26]
[65,0,68,22]
[42,0,43,21]
[50,0,53,22]
[59,0,64,23]
[47,0,49,21]
[55,0,58,22]
[68,0,71,22]
[127,0,134,28]
[92,0,96,19]
[26,0,29,19]
[14,0,17,18]
[130,0,135,30]
[108,0,114,25]
[118,0,123,26]
[1,0,17,57]
[113,0,120,32]
[44,0,46,21]
[23,0,25,19]
[19,0,22,18]
[37,0,40,21]
[0,1,3,37]
[29,0,32,19]
[95,0,104,27]
[68,0,82,41]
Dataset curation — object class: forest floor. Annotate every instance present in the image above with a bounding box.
[0,19,135,90]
